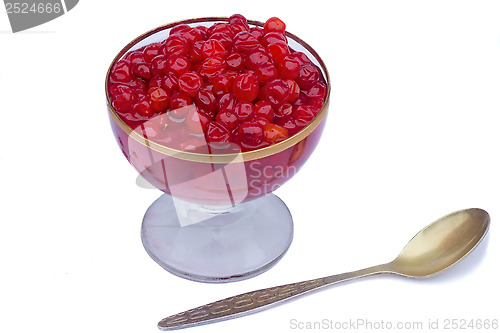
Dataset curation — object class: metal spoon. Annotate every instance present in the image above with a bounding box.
[158,208,490,330]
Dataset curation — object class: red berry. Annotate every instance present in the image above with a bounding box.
[133,97,154,118]
[218,93,237,111]
[237,121,264,147]
[234,101,255,122]
[233,72,259,102]
[245,49,270,69]
[160,72,179,94]
[233,31,260,54]
[264,123,289,143]
[170,24,191,37]
[260,32,287,47]
[185,105,208,134]
[143,43,161,62]
[288,51,312,66]
[111,85,137,113]
[206,121,231,143]
[261,78,290,108]
[285,79,300,103]
[255,100,274,121]
[210,32,233,50]
[296,64,321,90]
[254,62,279,84]
[201,39,226,59]
[212,74,234,96]
[229,14,248,26]
[150,55,170,76]
[208,23,235,39]
[110,60,133,83]
[195,88,217,112]
[126,51,145,64]
[216,110,239,130]
[275,102,293,120]
[178,71,202,97]
[167,55,191,76]
[277,56,301,79]
[304,81,327,100]
[264,17,286,34]
[132,62,153,80]
[188,40,205,63]
[169,91,192,118]
[161,35,189,56]
[266,41,290,64]
[148,87,170,113]
[181,27,205,44]
[200,57,227,79]
[293,105,316,127]
[249,26,264,40]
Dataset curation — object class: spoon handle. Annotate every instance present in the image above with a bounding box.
[158,264,389,330]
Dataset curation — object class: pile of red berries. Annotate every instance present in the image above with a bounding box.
[108,14,327,152]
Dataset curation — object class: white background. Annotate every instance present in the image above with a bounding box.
[1,1,499,332]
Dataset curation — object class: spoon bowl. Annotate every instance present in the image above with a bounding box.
[390,208,490,278]
[158,208,490,331]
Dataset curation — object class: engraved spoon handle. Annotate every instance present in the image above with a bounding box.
[158,264,389,330]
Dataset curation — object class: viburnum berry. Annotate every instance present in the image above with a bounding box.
[237,121,264,147]
[200,57,227,79]
[202,39,226,59]
[216,109,239,130]
[218,92,237,111]
[111,85,137,113]
[127,51,145,64]
[233,31,260,54]
[285,79,300,103]
[206,121,231,143]
[260,32,287,47]
[110,60,133,83]
[261,78,290,108]
[142,43,161,62]
[185,105,208,134]
[210,32,233,50]
[304,81,327,100]
[277,56,300,79]
[169,91,192,118]
[207,23,235,39]
[245,49,270,69]
[226,52,244,71]
[234,101,255,122]
[293,105,316,127]
[254,100,274,121]
[264,123,289,143]
[233,72,259,101]
[133,97,154,118]
[254,62,279,84]
[133,62,153,80]
[212,74,234,96]
[167,55,191,76]
[264,17,286,34]
[178,71,202,97]
[161,35,189,56]
[148,87,170,113]
[150,55,170,76]
[266,41,290,64]
[296,64,321,90]
[195,88,217,112]
[161,72,179,94]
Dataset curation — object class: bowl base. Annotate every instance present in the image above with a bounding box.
[141,193,293,283]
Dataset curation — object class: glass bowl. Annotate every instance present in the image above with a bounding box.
[105,17,330,282]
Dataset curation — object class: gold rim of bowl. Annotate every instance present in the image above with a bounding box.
[105,17,331,163]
